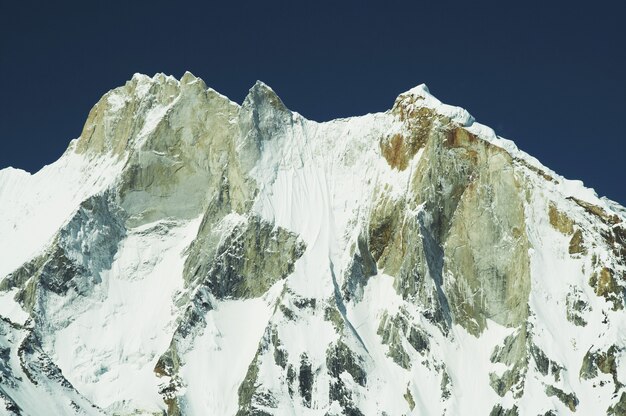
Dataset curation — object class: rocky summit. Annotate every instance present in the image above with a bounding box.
[0,72,625,416]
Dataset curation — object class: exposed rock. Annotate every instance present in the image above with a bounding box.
[569,229,586,255]
[544,384,578,411]
[568,196,622,225]
[403,387,415,411]
[342,235,377,302]
[1,73,624,415]
[407,326,430,354]
[237,348,264,416]
[187,215,305,299]
[271,329,289,369]
[443,144,530,333]
[489,329,528,398]
[326,341,367,387]
[489,404,519,416]
[1,192,125,313]
[381,96,438,171]
[549,202,574,235]
[608,392,626,416]
[298,353,313,407]
[377,310,431,369]
[377,311,411,369]
[589,267,623,310]
[440,370,451,400]
[566,288,590,326]
[514,157,556,182]
[324,304,345,332]
[580,346,622,392]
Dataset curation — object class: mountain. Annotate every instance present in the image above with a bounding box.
[0,72,625,416]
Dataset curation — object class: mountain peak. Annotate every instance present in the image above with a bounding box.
[71,71,240,162]
[243,80,288,112]
[180,70,198,84]
[393,83,475,127]
[1,74,625,415]
[400,83,432,99]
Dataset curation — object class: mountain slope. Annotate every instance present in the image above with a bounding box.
[0,72,625,416]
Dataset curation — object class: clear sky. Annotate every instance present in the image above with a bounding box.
[1,1,624,204]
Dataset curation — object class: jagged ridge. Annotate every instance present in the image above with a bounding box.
[0,72,624,416]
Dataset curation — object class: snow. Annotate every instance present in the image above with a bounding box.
[444,323,514,415]
[512,166,625,415]
[401,84,475,127]
[397,83,619,214]
[106,91,127,112]
[396,82,616,213]
[0,289,29,325]
[346,273,424,415]
[47,217,202,413]
[0,73,624,415]
[0,73,194,271]
[245,79,626,414]
[180,282,283,416]
[0,322,104,416]
[0,151,124,279]
[344,271,515,415]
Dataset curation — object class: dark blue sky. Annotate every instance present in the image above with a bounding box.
[1,1,624,203]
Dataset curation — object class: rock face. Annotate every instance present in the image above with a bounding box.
[0,73,625,415]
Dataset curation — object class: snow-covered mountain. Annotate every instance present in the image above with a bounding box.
[0,72,625,416]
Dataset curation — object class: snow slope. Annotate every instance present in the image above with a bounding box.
[0,73,624,416]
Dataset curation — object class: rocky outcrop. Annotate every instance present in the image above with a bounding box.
[0,73,624,415]
[0,192,125,313]
[187,215,305,300]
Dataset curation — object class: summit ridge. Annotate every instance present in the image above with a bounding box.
[0,72,624,415]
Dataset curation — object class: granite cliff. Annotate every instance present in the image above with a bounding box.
[0,72,625,415]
